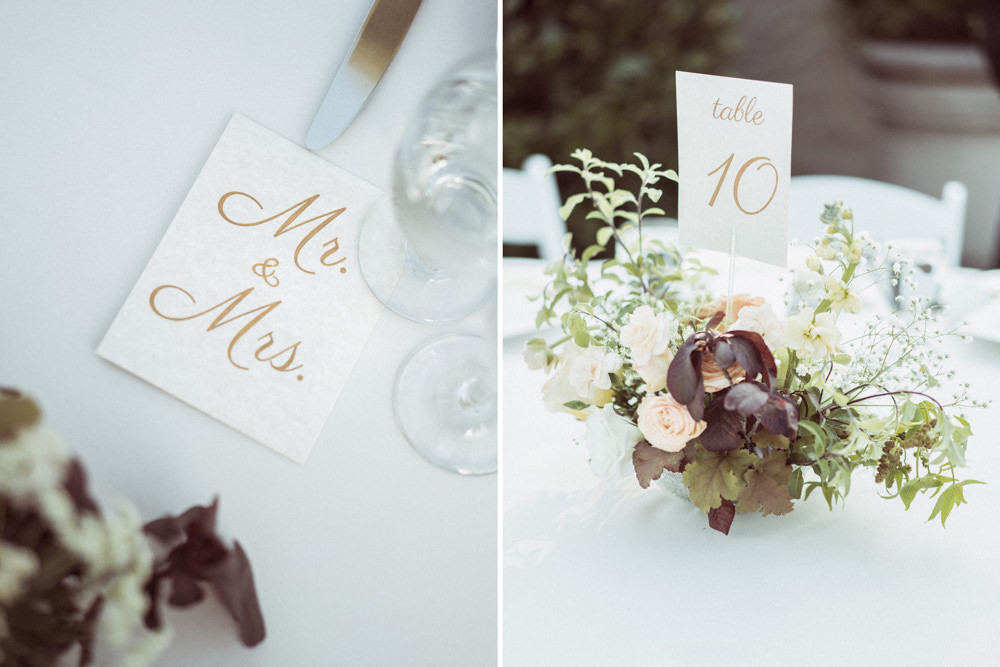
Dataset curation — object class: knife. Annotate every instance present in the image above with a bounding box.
[305,0,423,150]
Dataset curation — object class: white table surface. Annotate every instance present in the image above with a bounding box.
[0,2,497,665]
[502,256,1000,666]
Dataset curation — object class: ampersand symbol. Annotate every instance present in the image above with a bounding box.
[252,257,280,287]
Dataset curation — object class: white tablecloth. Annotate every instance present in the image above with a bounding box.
[502,255,1000,666]
[0,3,497,665]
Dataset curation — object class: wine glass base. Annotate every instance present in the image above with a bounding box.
[394,335,497,475]
[358,196,496,324]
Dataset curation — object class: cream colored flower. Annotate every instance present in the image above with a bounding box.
[0,426,68,501]
[0,541,39,606]
[732,303,787,348]
[844,238,864,262]
[541,343,619,416]
[620,305,673,366]
[822,275,862,314]
[815,241,838,260]
[584,405,642,480]
[569,346,622,399]
[784,310,842,361]
[695,294,764,322]
[634,350,673,392]
[636,394,707,452]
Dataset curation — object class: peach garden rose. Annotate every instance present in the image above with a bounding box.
[636,394,707,453]
[701,351,745,392]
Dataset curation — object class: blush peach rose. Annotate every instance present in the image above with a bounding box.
[695,294,765,322]
[636,394,707,453]
[701,350,745,393]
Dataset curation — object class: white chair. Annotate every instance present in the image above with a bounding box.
[502,154,566,260]
[789,175,968,267]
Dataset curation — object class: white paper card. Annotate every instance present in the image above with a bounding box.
[98,114,384,463]
[676,71,793,267]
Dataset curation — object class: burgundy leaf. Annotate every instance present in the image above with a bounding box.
[667,339,706,420]
[759,394,799,438]
[713,337,737,370]
[62,458,100,515]
[143,575,165,631]
[705,310,726,330]
[723,336,762,382]
[726,330,778,386]
[167,571,205,607]
[142,498,266,647]
[723,382,769,415]
[699,396,743,452]
[205,542,266,647]
[633,440,687,488]
[145,498,220,550]
[708,498,736,534]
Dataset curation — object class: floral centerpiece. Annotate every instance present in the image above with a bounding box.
[525,150,984,535]
[0,389,264,665]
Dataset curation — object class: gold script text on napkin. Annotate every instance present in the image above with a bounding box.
[142,191,357,384]
[712,95,764,126]
[218,192,348,275]
[149,285,305,381]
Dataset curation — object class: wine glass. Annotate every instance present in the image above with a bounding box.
[358,52,498,475]
[358,51,497,324]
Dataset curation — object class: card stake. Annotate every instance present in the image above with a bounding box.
[675,71,793,316]
[98,114,384,463]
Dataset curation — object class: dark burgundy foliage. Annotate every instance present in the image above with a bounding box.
[724,382,798,438]
[664,328,800,535]
[1,391,266,662]
[666,339,705,419]
[667,328,798,450]
[699,395,743,452]
[143,498,266,648]
[708,499,736,534]
[632,439,690,488]
[62,458,101,516]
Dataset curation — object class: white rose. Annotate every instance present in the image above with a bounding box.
[633,350,673,392]
[568,346,622,399]
[584,405,642,480]
[732,303,787,348]
[541,343,618,416]
[620,305,673,366]
[636,394,707,453]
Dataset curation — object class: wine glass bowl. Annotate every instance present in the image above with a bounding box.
[359,52,497,324]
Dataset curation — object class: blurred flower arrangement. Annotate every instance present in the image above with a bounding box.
[0,389,264,666]
[525,150,985,535]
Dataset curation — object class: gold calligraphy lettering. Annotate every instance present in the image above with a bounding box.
[217,192,347,275]
[149,284,303,376]
[255,332,304,374]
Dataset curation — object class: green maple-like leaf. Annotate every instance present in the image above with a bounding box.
[737,450,795,516]
[682,446,755,513]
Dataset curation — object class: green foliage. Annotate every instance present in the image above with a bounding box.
[529,152,985,535]
[503,0,739,249]
[683,447,755,513]
[536,150,709,350]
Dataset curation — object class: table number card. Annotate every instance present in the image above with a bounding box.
[676,71,793,267]
[98,114,384,463]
